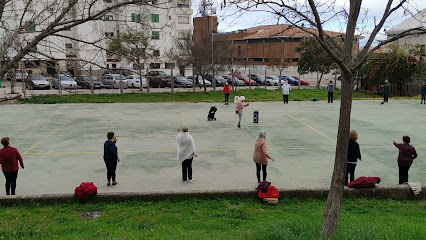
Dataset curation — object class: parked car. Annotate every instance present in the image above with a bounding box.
[7,69,28,81]
[234,72,256,85]
[148,71,171,88]
[76,75,103,89]
[127,75,147,88]
[187,76,212,87]
[223,75,245,86]
[205,74,227,86]
[101,74,128,89]
[25,75,50,90]
[52,74,78,89]
[266,76,280,86]
[250,74,268,85]
[174,76,193,88]
[281,75,299,85]
[292,76,310,85]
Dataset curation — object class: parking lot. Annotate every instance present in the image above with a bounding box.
[0,100,424,195]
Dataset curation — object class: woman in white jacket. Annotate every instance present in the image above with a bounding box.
[176,126,197,182]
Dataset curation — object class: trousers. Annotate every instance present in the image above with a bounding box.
[182,158,193,181]
[256,163,267,182]
[105,161,117,182]
[328,92,334,103]
[3,170,18,195]
[398,164,410,184]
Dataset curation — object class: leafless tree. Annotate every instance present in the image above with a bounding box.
[226,0,426,237]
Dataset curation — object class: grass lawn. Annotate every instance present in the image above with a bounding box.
[0,197,424,239]
[17,88,402,104]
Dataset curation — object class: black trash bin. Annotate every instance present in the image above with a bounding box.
[253,110,259,123]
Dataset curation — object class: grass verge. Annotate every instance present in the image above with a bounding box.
[16,88,399,104]
[0,197,424,239]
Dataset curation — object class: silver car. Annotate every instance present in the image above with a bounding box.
[52,74,78,89]
[26,75,51,90]
[101,74,128,89]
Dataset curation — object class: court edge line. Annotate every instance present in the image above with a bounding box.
[282,112,337,143]
[23,114,81,155]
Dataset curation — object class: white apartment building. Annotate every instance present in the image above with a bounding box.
[0,0,193,76]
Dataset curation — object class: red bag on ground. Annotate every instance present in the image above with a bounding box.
[258,185,279,199]
[347,177,381,188]
[75,182,97,200]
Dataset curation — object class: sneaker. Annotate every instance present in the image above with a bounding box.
[182,180,188,183]
[107,182,111,186]
[112,181,118,185]
[188,178,194,183]
[238,124,241,128]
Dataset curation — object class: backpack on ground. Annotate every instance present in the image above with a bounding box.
[75,182,97,200]
[258,185,279,199]
[256,181,271,193]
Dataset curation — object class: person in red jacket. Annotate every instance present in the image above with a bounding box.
[0,137,24,195]
[222,81,231,105]
[392,136,417,184]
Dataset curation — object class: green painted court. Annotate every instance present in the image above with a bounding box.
[0,100,425,195]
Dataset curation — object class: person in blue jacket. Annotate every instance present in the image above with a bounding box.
[420,82,426,104]
[104,132,120,186]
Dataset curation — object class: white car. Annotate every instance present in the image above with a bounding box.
[127,75,147,88]
[266,76,280,86]
[52,74,78,89]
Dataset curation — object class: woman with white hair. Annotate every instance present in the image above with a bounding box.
[253,131,274,184]
[176,126,197,182]
[235,96,249,128]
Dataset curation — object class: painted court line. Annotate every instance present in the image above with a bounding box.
[181,112,186,125]
[282,112,337,143]
[23,114,81,155]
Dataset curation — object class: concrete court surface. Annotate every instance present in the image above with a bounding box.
[0,100,425,195]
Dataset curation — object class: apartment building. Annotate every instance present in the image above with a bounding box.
[0,0,193,76]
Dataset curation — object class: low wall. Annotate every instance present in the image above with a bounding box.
[0,185,423,206]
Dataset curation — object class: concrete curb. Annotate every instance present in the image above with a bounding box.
[0,185,424,205]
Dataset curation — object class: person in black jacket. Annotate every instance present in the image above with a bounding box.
[346,130,362,186]
[104,132,120,186]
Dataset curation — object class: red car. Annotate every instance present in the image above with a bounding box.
[292,76,310,85]
[235,72,256,85]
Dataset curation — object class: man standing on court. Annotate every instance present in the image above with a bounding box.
[327,80,334,103]
[382,78,391,104]
[176,126,197,182]
[420,82,426,104]
[282,81,291,104]
[0,137,24,195]
[104,132,120,186]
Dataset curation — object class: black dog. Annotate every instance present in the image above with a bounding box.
[207,106,217,121]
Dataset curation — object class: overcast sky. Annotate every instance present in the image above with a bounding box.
[191,0,426,46]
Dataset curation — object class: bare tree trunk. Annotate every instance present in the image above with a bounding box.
[202,75,207,93]
[146,67,150,93]
[171,68,174,94]
[321,74,354,237]
[316,72,324,89]
[10,68,16,94]
[90,66,94,95]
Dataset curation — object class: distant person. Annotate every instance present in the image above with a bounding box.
[0,137,24,195]
[104,132,120,186]
[381,79,391,104]
[392,136,417,184]
[177,126,197,182]
[253,131,274,184]
[420,82,426,104]
[282,81,291,104]
[235,96,249,128]
[346,130,362,186]
[222,81,231,105]
[327,80,334,103]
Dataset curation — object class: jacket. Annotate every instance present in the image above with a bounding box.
[393,141,417,166]
[327,82,334,92]
[222,84,231,94]
[235,101,248,114]
[104,140,118,162]
[282,83,291,95]
[347,177,381,188]
[0,146,24,172]
[347,139,361,164]
[253,139,273,165]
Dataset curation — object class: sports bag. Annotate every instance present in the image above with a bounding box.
[256,181,271,193]
[258,185,279,199]
[75,182,97,200]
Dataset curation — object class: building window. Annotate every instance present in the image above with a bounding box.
[65,43,73,49]
[133,64,144,70]
[165,63,175,69]
[169,16,171,20]
[64,27,71,31]
[103,15,113,21]
[26,22,36,32]
[31,45,37,51]
[153,50,160,56]
[112,64,117,68]
[178,31,187,39]
[131,13,141,23]
[178,16,189,24]
[152,31,160,40]
[151,0,158,5]
[152,14,159,23]
[105,32,114,37]
[150,63,161,69]
[238,46,242,56]
[177,0,190,8]
[103,0,112,2]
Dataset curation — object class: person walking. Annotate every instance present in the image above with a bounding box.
[382,79,391,104]
[346,130,362,186]
[177,126,197,182]
[0,137,24,195]
[392,136,417,184]
[420,82,426,104]
[282,81,291,104]
[235,96,249,128]
[327,80,334,103]
[253,131,274,184]
[222,81,231,105]
[104,132,120,186]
